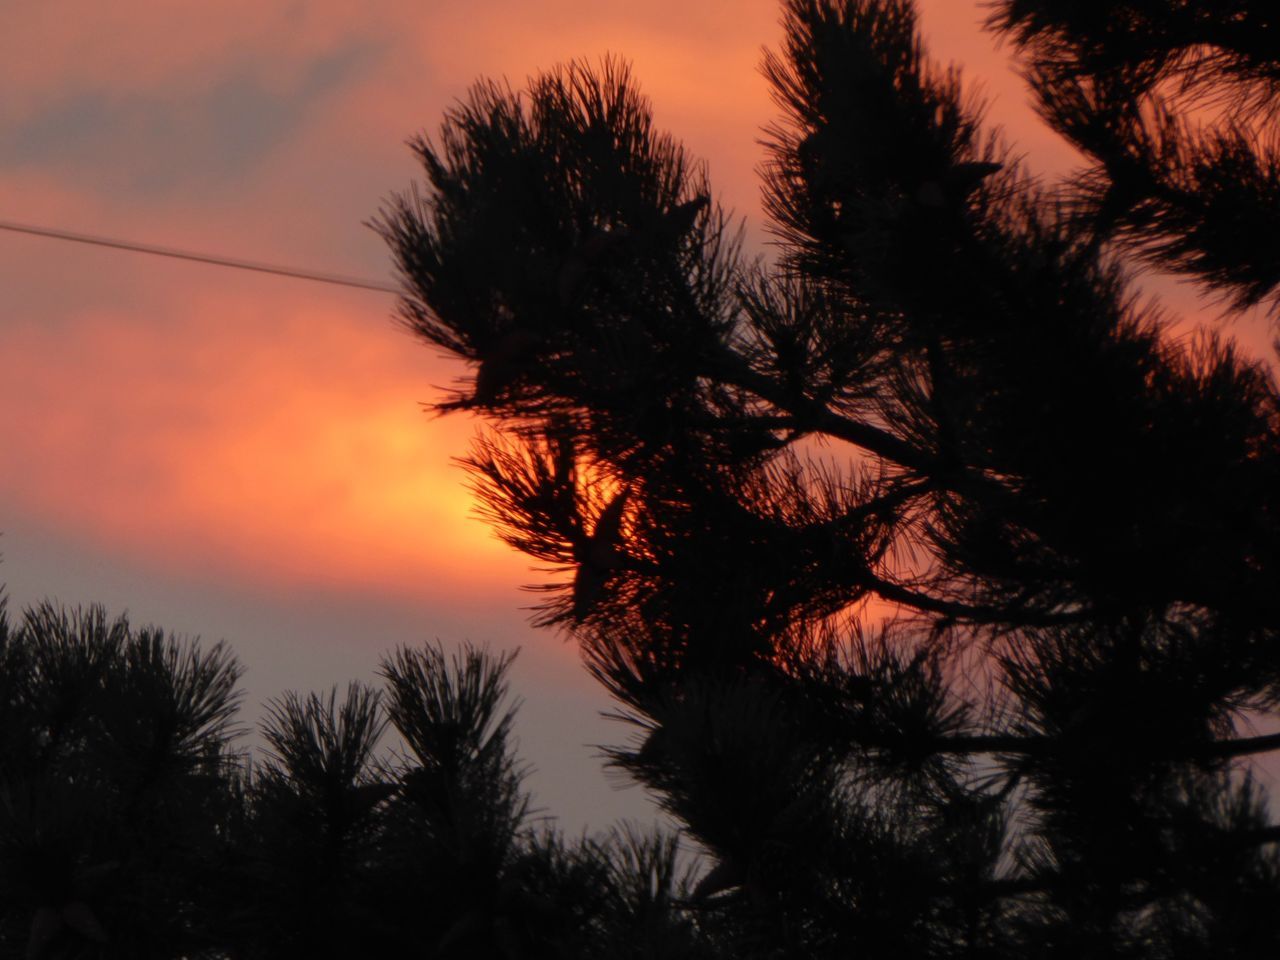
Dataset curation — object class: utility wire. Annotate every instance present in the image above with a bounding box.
[0,218,402,294]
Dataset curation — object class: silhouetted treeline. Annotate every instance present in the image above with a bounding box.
[0,597,708,960]
[372,0,1280,956]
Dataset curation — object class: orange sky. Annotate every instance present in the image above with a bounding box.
[0,0,790,603]
[2,0,1275,827]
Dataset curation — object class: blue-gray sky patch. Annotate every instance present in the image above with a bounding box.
[1,39,381,196]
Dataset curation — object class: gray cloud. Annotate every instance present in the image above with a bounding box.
[1,40,380,195]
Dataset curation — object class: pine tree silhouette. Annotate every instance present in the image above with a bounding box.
[0,598,245,959]
[0,592,707,959]
[377,1,1280,955]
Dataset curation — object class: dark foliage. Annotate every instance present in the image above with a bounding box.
[376,1,1280,956]
[0,598,245,960]
[986,0,1280,313]
[0,595,707,960]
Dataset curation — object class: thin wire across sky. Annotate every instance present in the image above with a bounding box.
[0,218,401,295]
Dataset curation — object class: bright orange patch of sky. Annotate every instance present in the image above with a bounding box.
[0,290,534,599]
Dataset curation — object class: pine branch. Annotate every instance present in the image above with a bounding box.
[855,570,1087,628]
[710,351,937,473]
[880,729,1280,763]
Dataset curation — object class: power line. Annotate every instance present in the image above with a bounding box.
[0,218,402,294]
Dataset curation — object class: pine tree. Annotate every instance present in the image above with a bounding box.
[211,641,707,959]
[0,598,245,959]
[377,0,1280,955]
[0,593,704,959]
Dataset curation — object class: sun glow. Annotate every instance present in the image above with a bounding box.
[0,293,527,599]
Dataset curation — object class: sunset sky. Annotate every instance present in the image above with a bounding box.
[2,0,1274,831]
